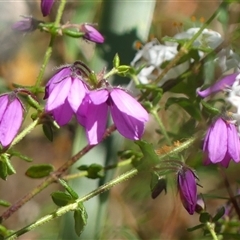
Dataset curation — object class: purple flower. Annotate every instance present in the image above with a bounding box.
[203,118,240,167]
[0,93,24,147]
[197,73,239,98]
[12,16,40,33]
[177,167,198,215]
[44,65,89,126]
[41,0,54,17]
[80,24,104,44]
[76,87,149,145]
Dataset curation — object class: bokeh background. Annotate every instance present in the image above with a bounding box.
[0,1,240,239]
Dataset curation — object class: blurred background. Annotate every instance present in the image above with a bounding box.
[0,0,240,239]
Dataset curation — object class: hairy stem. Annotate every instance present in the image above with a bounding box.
[205,222,219,240]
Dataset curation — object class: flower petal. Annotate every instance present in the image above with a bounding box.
[41,0,54,17]
[110,102,145,140]
[68,79,88,113]
[88,89,109,105]
[0,98,23,147]
[197,73,238,98]
[51,100,73,126]
[227,123,240,163]
[85,102,108,145]
[45,77,72,111]
[0,95,9,122]
[207,118,227,163]
[110,88,148,122]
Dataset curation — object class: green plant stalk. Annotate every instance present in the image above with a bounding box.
[34,0,66,89]
[205,222,219,240]
[151,109,171,145]
[7,119,39,150]
[154,1,226,86]
[4,136,197,239]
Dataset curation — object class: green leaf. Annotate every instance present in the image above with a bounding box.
[134,140,159,170]
[199,212,211,223]
[4,157,16,175]
[150,172,167,199]
[0,160,8,180]
[25,164,54,178]
[9,151,33,162]
[74,203,88,236]
[201,100,221,116]
[0,200,11,207]
[165,97,202,121]
[212,206,225,222]
[58,179,79,200]
[87,163,104,179]
[113,53,120,68]
[51,191,73,207]
[187,223,204,232]
[42,124,53,142]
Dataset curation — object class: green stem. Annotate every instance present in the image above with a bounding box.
[205,222,219,240]
[151,109,171,145]
[34,0,66,89]
[7,119,39,150]
[5,169,137,240]
[104,68,118,79]
[154,1,225,86]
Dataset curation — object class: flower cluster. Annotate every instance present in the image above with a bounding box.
[44,62,149,145]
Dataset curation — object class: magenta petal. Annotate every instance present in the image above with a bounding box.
[227,123,240,163]
[0,95,9,122]
[85,102,108,145]
[68,79,88,113]
[219,153,231,168]
[207,118,227,163]
[178,168,197,215]
[76,95,90,127]
[88,89,109,105]
[41,0,54,17]
[197,73,238,98]
[0,99,23,147]
[110,89,149,122]
[51,100,73,126]
[44,67,72,99]
[111,104,145,140]
[45,77,72,111]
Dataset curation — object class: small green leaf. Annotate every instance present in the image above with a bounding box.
[187,223,204,232]
[0,200,11,207]
[201,100,221,115]
[199,212,211,223]
[4,157,16,175]
[58,179,78,200]
[0,160,7,180]
[117,65,130,75]
[51,191,73,207]
[113,53,120,68]
[212,206,225,222]
[74,203,88,236]
[134,140,159,170]
[42,124,53,142]
[25,164,54,178]
[87,164,104,179]
[150,172,167,199]
[10,151,33,162]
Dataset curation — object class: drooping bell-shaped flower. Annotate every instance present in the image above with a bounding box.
[177,167,198,215]
[0,93,24,147]
[12,16,40,33]
[80,24,104,44]
[44,63,89,126]
[41,0,54,17]
[76,87,149,145]
[203,117,240,167]
[197,73,239,98]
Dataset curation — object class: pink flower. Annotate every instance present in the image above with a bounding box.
[177,167,198,215]
[197,73,238,98]
[80,24,104,44]
[0,93,24,147]
[12,16,40,33]
[41,0,54,17]
[203,118,240,167]
[77,87,149,145]
[44,64,89,126]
